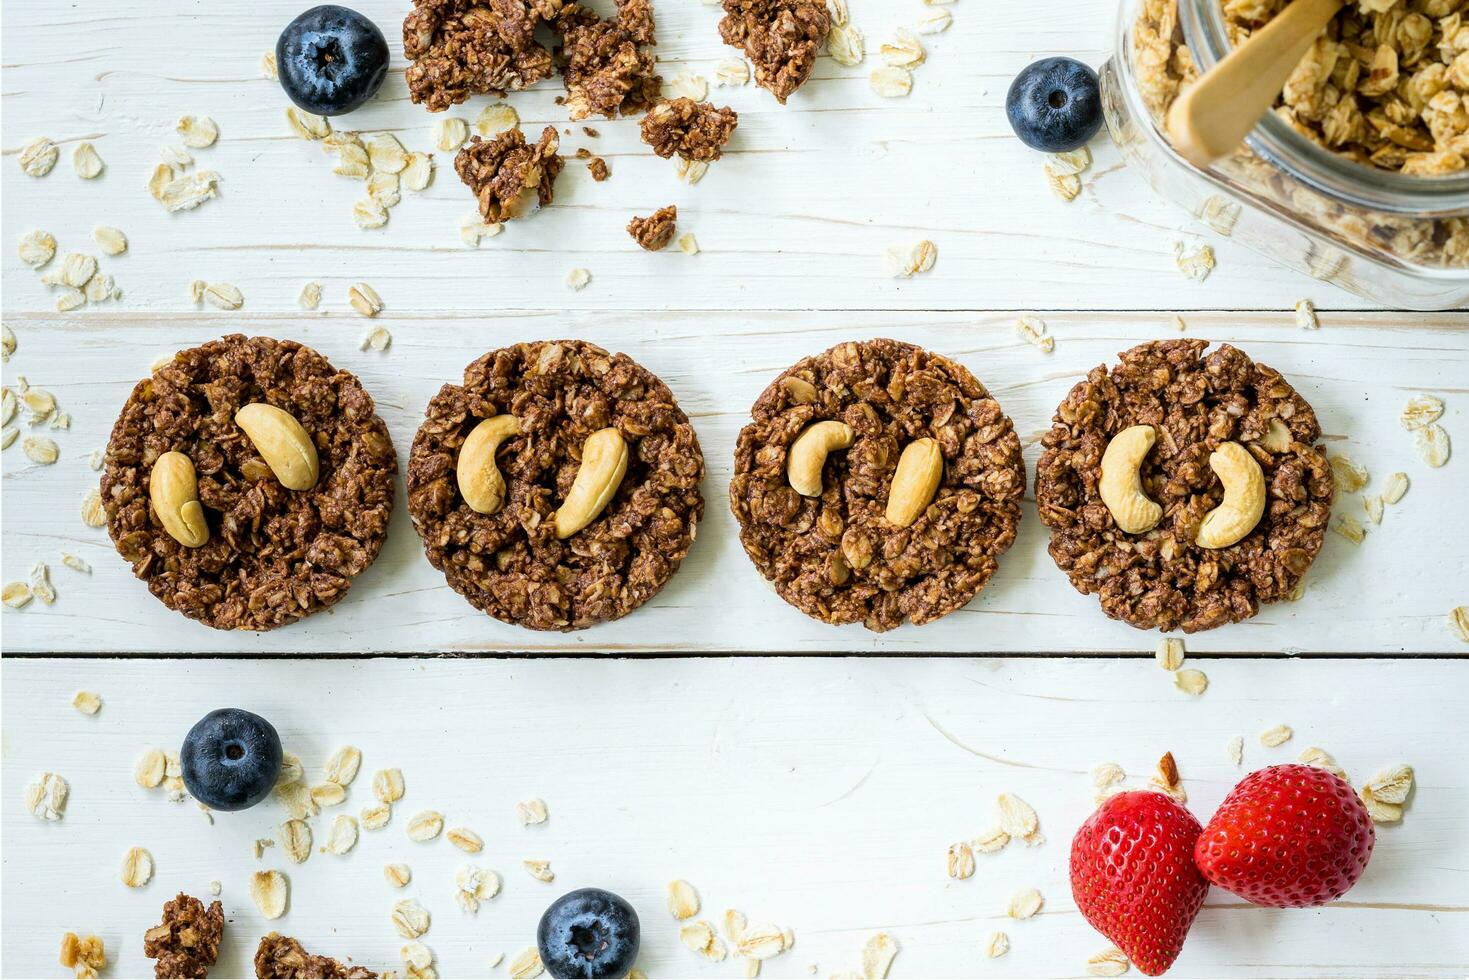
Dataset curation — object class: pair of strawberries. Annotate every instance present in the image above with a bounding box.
[1069,764,1377,975]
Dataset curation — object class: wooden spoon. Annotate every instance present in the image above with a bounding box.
[1165,0,1343,168]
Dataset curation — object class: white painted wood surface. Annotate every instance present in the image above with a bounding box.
[3,657,1466,978]
[4,311,1467,653]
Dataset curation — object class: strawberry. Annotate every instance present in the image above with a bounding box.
[1070,790,1209,976]
[1195,763,1374,908]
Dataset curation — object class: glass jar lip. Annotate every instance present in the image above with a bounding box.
[1179,0,1469,216]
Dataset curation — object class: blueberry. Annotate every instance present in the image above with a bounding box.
[276,5,389,116]
[1005,57,1103,153]
[179,708,283,811]
[537,888,641,980]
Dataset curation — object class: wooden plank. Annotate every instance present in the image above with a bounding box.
[1,0,1386,314]
[3,310,1465,654]
[3,656,1465,977]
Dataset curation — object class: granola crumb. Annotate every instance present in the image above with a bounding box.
[587,156,609,181]
[254,932,377,978]
[628,205,678,251]
[455,126,563,223]
[718,0,830,102]
[640,99,739,162]
[144,893,223,979]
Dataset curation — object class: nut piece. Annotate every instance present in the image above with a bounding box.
[787,420,855,497]
[1196,441,1265,548]
[150,452,210,547]
[884,437,943,527]
[457,415,522,515]
[552,427,628,538]
[1098,425,1163,534]
[235,403,320,491]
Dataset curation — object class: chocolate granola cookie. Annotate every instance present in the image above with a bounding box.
[407,340,704,630]
[255,933,377,979]
[556,0,661,120]
[730,339,1026,631]
[1035,340,1334,633]
[102,335,396,631]
[403,0,560,110]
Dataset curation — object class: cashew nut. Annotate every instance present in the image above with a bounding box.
[1098,424,1163,534]
[552,427,628,539]
[456,415,521,515]
[235,402,319,491]
[1196,441,1266,549]
[782,376,818,404]
[150,451,210,548]
[787,420,854,497]
[884,437,943,527]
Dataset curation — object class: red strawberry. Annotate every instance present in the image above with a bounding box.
[1195,763,1374,908]
[1070,790,1209,976]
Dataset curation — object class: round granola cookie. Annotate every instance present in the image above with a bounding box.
[730,339,1026,631]
[406,340,705,631]
[102,334,397,631]
[1035,339,1334,633]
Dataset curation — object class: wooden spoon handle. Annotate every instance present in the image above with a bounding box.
[1165,0,1344,168]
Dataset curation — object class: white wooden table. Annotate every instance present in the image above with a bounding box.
[2,0,1467,975]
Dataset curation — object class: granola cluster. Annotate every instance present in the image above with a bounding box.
[254,933,378,979]
[730,340,1026,632]
[718,0,831,102]
[407,340,705,631]
[101,336,397,631]
[403,0,560,111]
[627,205,678,250]
[1034,340,1334,633]
[640,98,740,161]
[455,125,565,223]
[556,0,662,119]
[143,893,224,980]
[1133,0,1469,266]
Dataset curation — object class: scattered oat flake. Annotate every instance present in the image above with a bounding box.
[310,782,346,808]
[737,922,786,961]
[121,846,154,887]
[1451,606,1469,642]
[1259,724,1293,748]
[724,909,747,942]
[324,746,362,786]
[1048,147,1093,178]
[374,768,405,803]
[677,158,710,184]
[916,6,952,32]
[516,797,548,825]
[947,841,975,879]
[81,488,106,527]
[566,268,591,291]
[23,436,59,464]
[392,899,431,939]
[1364,765,1414,805]
[676,231,700,255]
[1156,637,1185,670]
[1360,786,1402,823]
[159,170,221,212]
[1173,241,1215,280]
[348,282,383,317]
[1382,472,1409,505]
[1329,454,1370,492]
[1400,395,1444,430]
[326,815,360,854]
[1363,494,1385,524]
[1294,299,1319,329]
[985,932,1009,958]
[861,932,899,979]
[1414,424,1451,468]
[251,870,289,919]
[18,230,55,268]
[403,153,434,192]
[1297,747,1349,781]
[1014,315,1054,353]
[996,793,1038,839]
[361,803,391,830]
[353,196,388,229]
[24,772,67,819]
[72,690,102,715]
[402,940,434,972]
[436,117,469,152]
[261,51,278,78]
[1091,762,1125,789]
[668,72,709,101]
[1331,513,1366,544]
[298,281,323,310]
[200,281,243,310]
[827,25,865,66]
[880,28,925,68]
[869,65,913,97]
[715,59,750,86]
[20,137,59,176]
[508,947,544,979]
[973,825,1009,852]
[1087,947,1131,976]
[177,115,219,148]
[385,863,412,888]
[1046,168,1082,201]
[476,104,520,137]
[448,827,483,853]
[523,859,554,882]
[287,107,330,141]
[73,142,105,179]
[406,810,443,841]
[1226,735,1244,766]
[460,214,504,246]
[1007,888,1043,920]
[1175,668,1208,696]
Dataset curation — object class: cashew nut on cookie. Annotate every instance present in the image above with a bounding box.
[235,402,320,491]
[456,415,521,515]
[1098,424,1163,534]
[1196,441,1266,549]
[885,437,944,528]
[552,427,628,539]
[786,420,855,497]
[150,451,210,548]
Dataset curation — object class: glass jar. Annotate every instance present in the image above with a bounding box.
[1101,0,1469,310]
